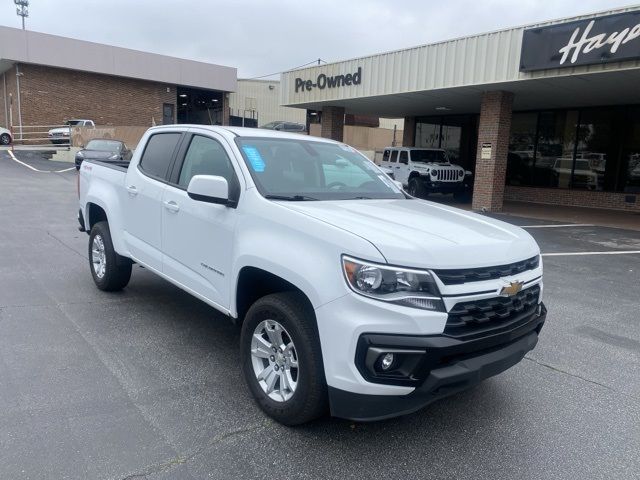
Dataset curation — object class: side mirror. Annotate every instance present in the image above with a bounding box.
[187,175,232,206]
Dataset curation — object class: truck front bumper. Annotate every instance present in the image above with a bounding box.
[418,178,470,194]
[325,303,546,421]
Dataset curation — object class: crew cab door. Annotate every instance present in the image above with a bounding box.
[397,150,410,186]
[380,149,391,168]
[123,131,182,271]
[160,131,240,309]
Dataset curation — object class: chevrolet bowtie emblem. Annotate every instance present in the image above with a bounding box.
[500,281,523,297]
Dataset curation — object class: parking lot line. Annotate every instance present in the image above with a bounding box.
[6,150,75,173]
[542,250,640,256]
[521,224,594,228]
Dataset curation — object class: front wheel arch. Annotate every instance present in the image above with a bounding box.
[235,266,314,324]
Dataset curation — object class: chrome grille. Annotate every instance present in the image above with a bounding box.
[435,168,459,182]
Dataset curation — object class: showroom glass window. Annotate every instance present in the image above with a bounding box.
[507,106,640,193]
[622,107,640,193]
[415,115,478,171]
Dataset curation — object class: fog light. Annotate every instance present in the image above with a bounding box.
[380,353,395,371]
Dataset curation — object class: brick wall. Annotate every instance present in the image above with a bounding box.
[505,186,640,212]
[472,91,514,212]
[321,106,345,142]
[16,63,176,127]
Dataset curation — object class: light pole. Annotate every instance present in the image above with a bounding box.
[15,0,29,30]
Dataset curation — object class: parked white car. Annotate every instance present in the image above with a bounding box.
[48,119,95,144]
[552,158,598,189]
[0,126,12,145]
[380,147,472,200]
[78,125,546,424]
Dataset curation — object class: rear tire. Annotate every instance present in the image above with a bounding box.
[0,133,10,145]
[88,221,132,291]
[408,178,426,198]
[241,292,327,426]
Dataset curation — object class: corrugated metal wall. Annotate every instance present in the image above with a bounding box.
[281,5,640,107]
[229,79,306,127]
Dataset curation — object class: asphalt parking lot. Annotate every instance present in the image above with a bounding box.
[1,150,639,480]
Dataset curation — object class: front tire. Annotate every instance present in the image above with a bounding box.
[88,221,132,291]
[0,133,10,145]
[241,292,327,425]
[408,178,426,198]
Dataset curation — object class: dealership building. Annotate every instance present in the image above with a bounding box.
[281,6,640,212]
[0,26,236,133]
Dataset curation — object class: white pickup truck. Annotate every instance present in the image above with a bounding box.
[78,125,546,425]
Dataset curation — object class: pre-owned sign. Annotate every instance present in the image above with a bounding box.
[520,11,640,71]
[295,67,362,93]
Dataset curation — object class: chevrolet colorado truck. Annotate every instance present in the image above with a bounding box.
[78,125,546,425]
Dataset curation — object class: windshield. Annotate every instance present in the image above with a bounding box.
[260,122,280,129]
[66,120,84,126]
[235,137,404,201]
[410,149,448,163]
[86,140,121,152]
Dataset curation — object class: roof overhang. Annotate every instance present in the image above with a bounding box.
[285,67,640,117]
[280,5,640,116]
[0,26,237,92]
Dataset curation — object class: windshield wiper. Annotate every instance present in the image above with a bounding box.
[264,194,318,201]
[346,196,373,200]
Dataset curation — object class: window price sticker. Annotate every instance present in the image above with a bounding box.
[242,146,265,172]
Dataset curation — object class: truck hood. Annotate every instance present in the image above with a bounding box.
[281,199,539,269]
[48,127,70,134]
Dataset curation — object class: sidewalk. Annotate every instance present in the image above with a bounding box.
[501,201,640,231]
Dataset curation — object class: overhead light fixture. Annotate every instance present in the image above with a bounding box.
[309,112,317,116]
[179,94,187,98]
[181,103,187,106]
[435,106,451,111]
[212,99,219,102]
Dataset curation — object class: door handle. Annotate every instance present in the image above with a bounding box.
[395,166,401,169]
[126,185,138,196]
[163,200,180,213]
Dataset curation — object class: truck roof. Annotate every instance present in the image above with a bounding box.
[147,124,339,144]
[384,146,446,152]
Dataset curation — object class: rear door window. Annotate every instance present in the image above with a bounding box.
[390,150,398,163]
[139,133,182,180]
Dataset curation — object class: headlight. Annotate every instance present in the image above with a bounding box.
[342,256,444,311]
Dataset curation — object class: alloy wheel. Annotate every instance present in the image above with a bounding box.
[250,319,299,402]
[91,234,106,279]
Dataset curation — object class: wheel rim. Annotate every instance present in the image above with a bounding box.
[250,319,299,402]
[409,182,416,195]
[91,235,107,279]
[0,135,9,145]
